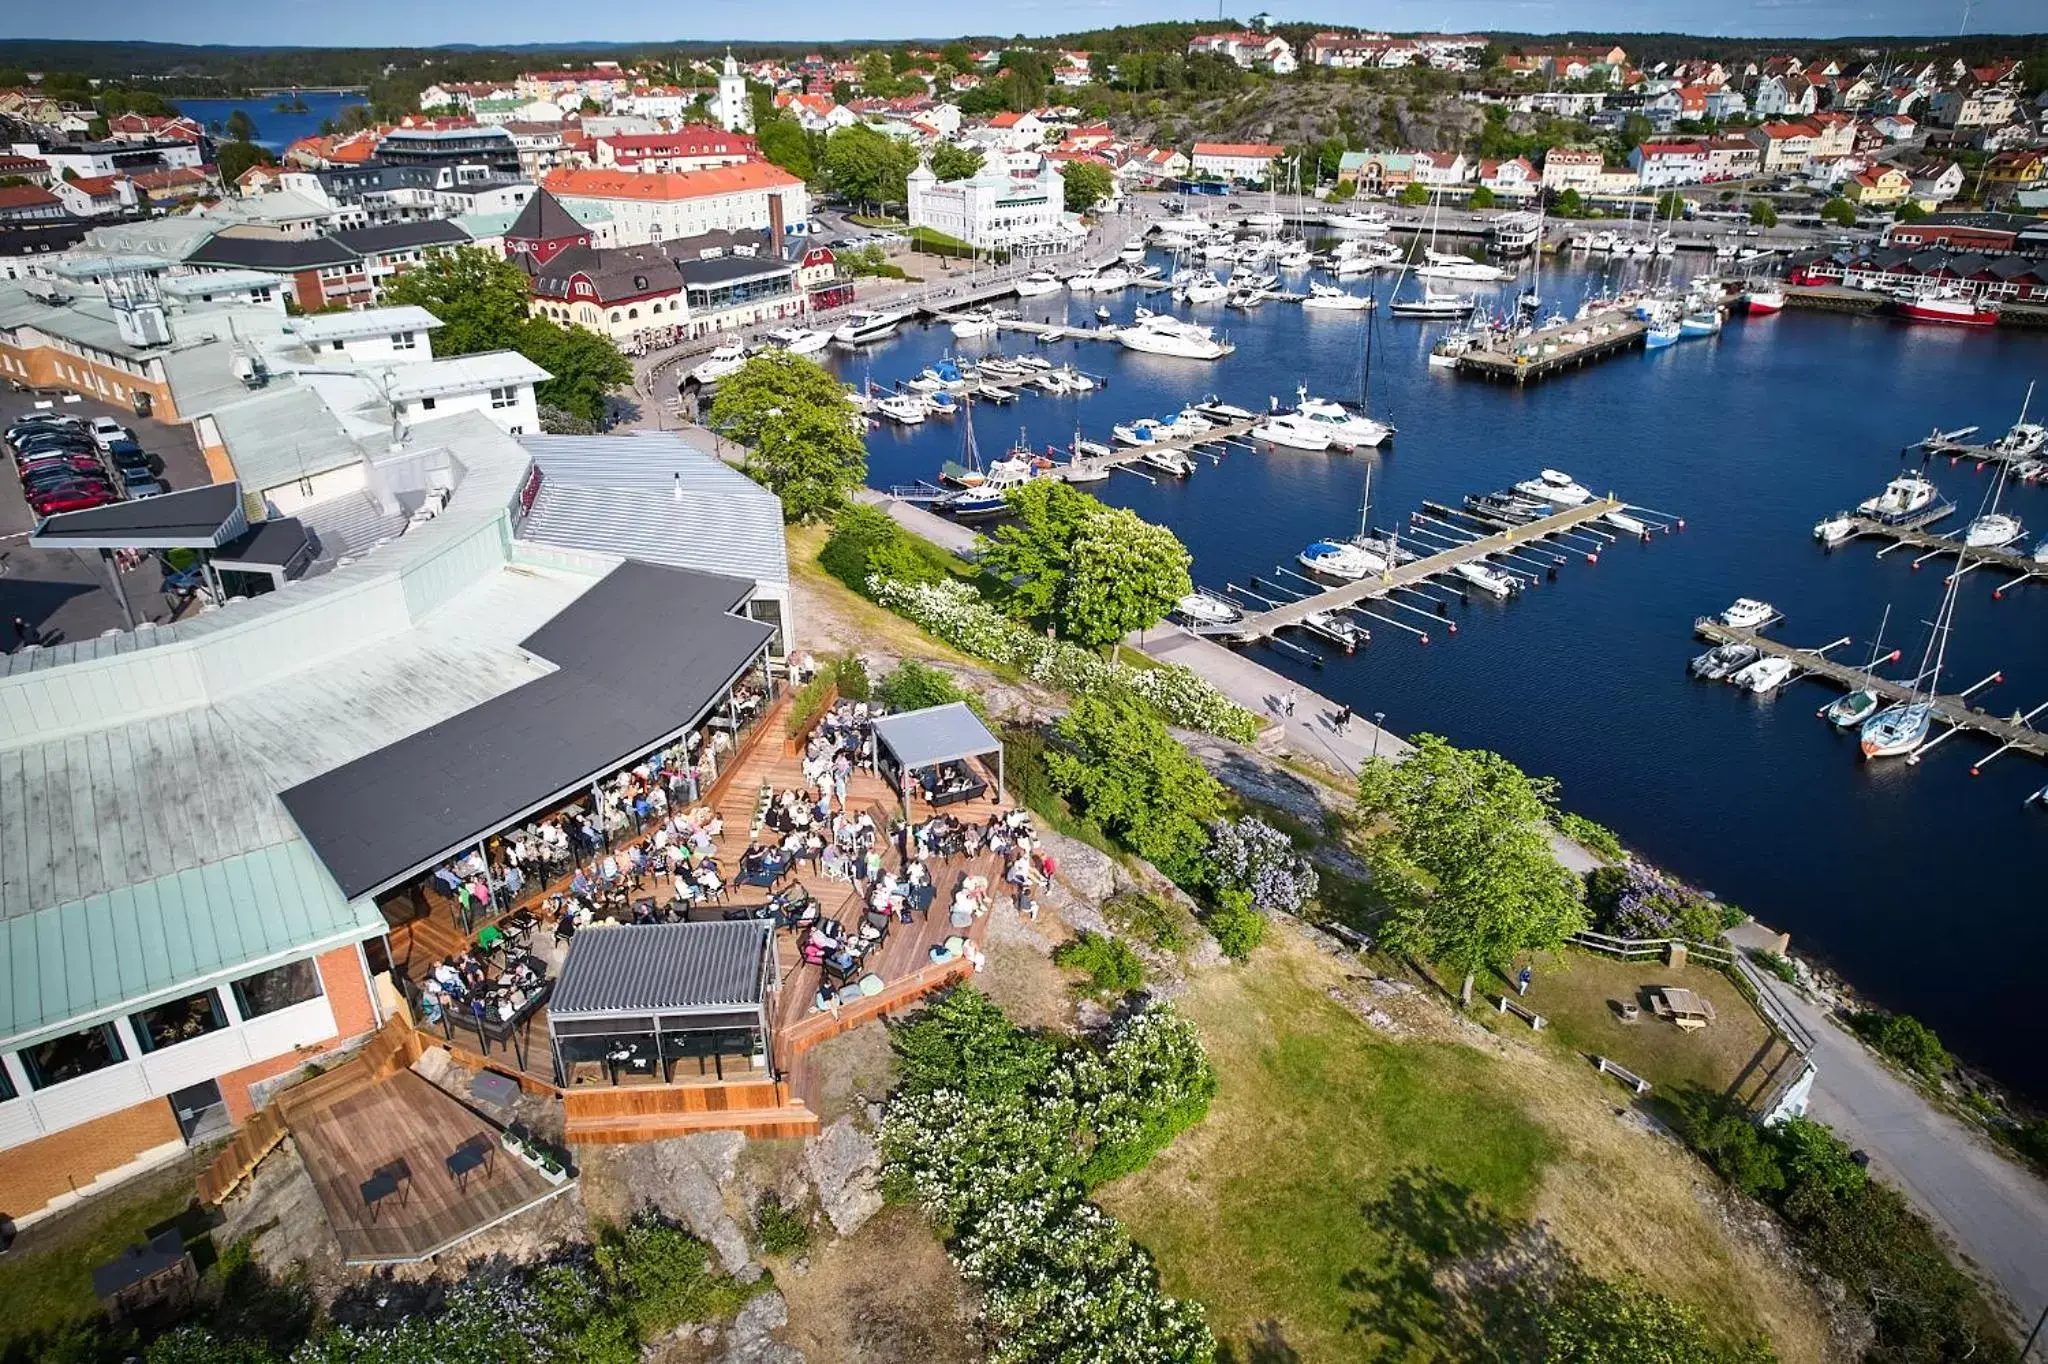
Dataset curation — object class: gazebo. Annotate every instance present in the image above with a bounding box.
[871,702,1005,817]
[546,920,778,1086]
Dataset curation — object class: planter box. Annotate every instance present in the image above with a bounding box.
[783,683,838,757]
[536,1161,569,1185]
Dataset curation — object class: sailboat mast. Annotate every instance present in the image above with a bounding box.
[1357,465,1373,540]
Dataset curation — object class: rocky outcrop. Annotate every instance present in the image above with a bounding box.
[714,1290,805,1364]
[803,1116,882,1235]
[624,1133,755,1279]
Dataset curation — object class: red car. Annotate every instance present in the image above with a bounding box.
[30,482,118,515]
[18,453,107,481]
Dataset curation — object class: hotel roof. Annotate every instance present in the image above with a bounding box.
[541,162,803,202]
[289,306,445,345]
[380,350,551,402]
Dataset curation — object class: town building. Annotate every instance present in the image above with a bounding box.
[1629,141,1712,188]
[1703,137,1763,179]
[1476,157,1537,198]
[592,129,760,174]
[1186,32,1296,74]
[527,226,805,346]
[1540,146,1606,193]
[374,126,522,178]
[13,138,205,181]
[1844,166,1911,207]
[0,184,69,223]
[539,165,808,249]
[1338,150,1414,193]
[906,155,1067,253]
[1750,121,1819,173]
[50,174,136,218]
[710,51,755,133]
[1190,142,1285,185]
[184,219,472,310]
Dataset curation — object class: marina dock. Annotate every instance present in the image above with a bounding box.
[1053,418,1263,482]
[1693,619,2048,769]
[1826,514,2048,597]
[1206,497,1626,642]
[1453,308,1648,385]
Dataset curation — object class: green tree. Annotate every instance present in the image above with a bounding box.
[517,318,631,424]
[1655,189,1690,220]
[215,140,275,185]
[1357,734,1586,1005]
[1045,688,1222,881]
[1847,1010,1950,1078]
[709,351,868,521]
[224,108,258,143]
[929,141,984,182]
[1819,196,1857,226]
[978,479,1103,621]
[1747,198,1778,227]
[940,42,973,72]
[1469,185,1497,209]
[1063,158,1114,213]
[892,985,1060,1100]
[1614,113,1654,155]
[823,123,918,209]
[382,244,534,355]
[758,116,813,181]
[1399,181,1431,206]
[1895,199,1930,222]
[1059,506,1192,650]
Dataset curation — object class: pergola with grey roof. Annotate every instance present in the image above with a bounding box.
[872,702,1004,817]
[546,921,778,1085]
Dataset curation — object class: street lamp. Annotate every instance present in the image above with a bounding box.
[1371,712,1386,761]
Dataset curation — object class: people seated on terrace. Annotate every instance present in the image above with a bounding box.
[820,846,849,882]
[949,875,991,929]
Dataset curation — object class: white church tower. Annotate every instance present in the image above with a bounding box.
[715,49,753,133]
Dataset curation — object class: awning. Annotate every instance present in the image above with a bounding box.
[29,481,246,550]
[550,921,774,1020]
[872,701,1001,771]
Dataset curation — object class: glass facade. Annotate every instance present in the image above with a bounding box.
[232,958,324,1020]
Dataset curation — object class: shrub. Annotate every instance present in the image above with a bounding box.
[1750,948,1797,984]
[1673,1090,1785,1199]
[1045,688,1224,885]
[1206,815,1318,918]
[892,986,1063,1101]
[1847,1009,1950,1079]
[819,504,941,598]
[753,1192,813,1256]
[875,658,975,715]
[593,1215,756,1341]
[785,670,838,737]
[1557,812,1624,864]
[832,653,871,702]
[1584,863,1739,942]
[1205,888,1268,963]
[1106,891,1189,953]
[1054,932,1146,995]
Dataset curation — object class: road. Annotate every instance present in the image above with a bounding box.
[1748,967,2048,1329]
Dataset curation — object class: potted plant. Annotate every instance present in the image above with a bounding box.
[537,1151,568,1185]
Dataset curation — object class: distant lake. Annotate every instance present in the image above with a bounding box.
[177,93,371,153]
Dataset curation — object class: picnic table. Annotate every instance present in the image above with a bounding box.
[1649,986,1717,1031]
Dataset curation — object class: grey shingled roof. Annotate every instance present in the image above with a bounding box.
[872,702,1002,772]
[550,920,774,1017]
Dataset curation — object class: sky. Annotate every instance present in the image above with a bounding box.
[14,0,2042,46]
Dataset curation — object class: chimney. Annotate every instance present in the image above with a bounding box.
[767,190,785,248]
[672,471,684,503]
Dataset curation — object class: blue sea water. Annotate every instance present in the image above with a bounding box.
[176,93,371,154]
[826,250,2048,1100]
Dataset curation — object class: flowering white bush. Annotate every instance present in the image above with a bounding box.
[870,576,1261,743]
[1209,816,1320,918]
[882,1000,1220,1363]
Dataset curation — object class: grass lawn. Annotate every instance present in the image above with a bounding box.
[1098,945,1553,1361]
[1515,948,1788,1105]
[0,1161,209,1361]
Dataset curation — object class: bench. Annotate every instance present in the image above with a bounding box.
[1496,996,1547,1030]
[1594,1056,1652,1095]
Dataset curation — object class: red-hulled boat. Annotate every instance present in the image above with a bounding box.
[1896,289,1999,327]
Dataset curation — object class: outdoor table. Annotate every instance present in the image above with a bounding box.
[1652,987,1716,1031]
[446,1138,492,1192]
[470,1070,520,1111]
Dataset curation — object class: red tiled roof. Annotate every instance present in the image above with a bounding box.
[69,174,120,195]
[1192,142,1284,158]
[0,185,60,210]
[541,163,803,201]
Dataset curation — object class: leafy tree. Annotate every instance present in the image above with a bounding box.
[1673,1090,1785,1198]
[1063,158,1114,213]
[1613,113,1655,155]
[875,658,978,715]
[1896,199,1930,223]
[709,351,868,521]
[1747,198,1778,227]
[1655,189,1690,220]
[1046,688,1222,881]
[1398,181,1431,206]
[978,479,1103,621]
[517,317,631,424]
[1469,185,1497,209]
[1554,187,1585,216]
[593,1215,754,1341]
[823,123,918,209]
[224,108,258,143]
[820,503,940,594]
[1058,506,1191,650]
[940,42,973,72]
[1819,196,1857,226]
[929,141,984,182]
[1847,1009,1950,1078]
[1540,1273,1776,1364]
[382,244,533,355]
[144,1328,279,1364]
[1357,734,1586,1005]
[892,985,1061,1100]
[215,140,275,184]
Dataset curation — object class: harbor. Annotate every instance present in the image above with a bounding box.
[1450,307,1650,385]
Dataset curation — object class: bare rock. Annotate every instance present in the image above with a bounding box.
[410,1045,459,1090]
[803,1116,882,1236]
[716,1289,806,1364]
[1073,998,1113,1035]
[625,1138,755,1279]
[1037,828,1121,903]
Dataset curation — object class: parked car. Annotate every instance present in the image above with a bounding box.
[103,438,164,476]
[29,482,118,515]
[19,453,109,482]
[13,428,97,453]
[87,416,131,449]
[7,414,83,440]
[23,469,116,499]
[109,460,166,497]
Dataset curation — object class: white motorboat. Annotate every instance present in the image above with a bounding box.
[1073,438,1115,460]
[833,310,907,345]
[1014,270,1062,298]
[1965,511,2025,549]
[1141,447,1196,477]
[1178,274,1229,304]
[1117,311,1233,360]
[1388,288,1474,320]
[1035,369,1072,395]
[1690,642,1758,680]
[1415,249,1513,283]
[1058,367,1097,392]
[1297,539,1384,578]
[1603,509,1648,536]
[761,326,830,355]
[1067,267,1132,293]
[1175,592,1242,626]
[950,310,1001,339]
[1119,239,1147,263]
[1011,354,1051,372]
[1993,423,2047,459]
[1512,469,1592,506]
[1167,407,1215,435]
[876,392,927,424]
[1112,418,1167,446]
[1275,241,1314,270]
[1323,209,1390,234]
[1243,209,1284,231]
[1813,511,1857,545]
[1733,656,1796,694]
[690,342,750,384]
[1194,398,1258,422]
[1301,283,1373,312]
[1255,413,1334,451]
[1719,598,1776,629]
[1294,390,1391,448]
[1453,560,1520,597]
[1303,611,1369,649]
[1857,473,1939,519]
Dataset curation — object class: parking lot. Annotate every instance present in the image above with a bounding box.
[0,385,213,653]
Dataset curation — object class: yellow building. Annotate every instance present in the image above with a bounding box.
[1844,166,1910,207]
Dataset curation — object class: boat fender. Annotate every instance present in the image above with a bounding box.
[1420,634,1431,645]
[1586,552,1599,564]
[1676,519,1686,531]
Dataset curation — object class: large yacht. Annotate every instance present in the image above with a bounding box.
[832,310,908,346]
[1117,311,1234,360]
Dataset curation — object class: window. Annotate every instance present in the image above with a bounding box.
[0,1062,15,1102]
[610,310,621,323]
[332,339,345,351]
[419,396,437,410]
[231,959,323,1020]
[490,386,517,409]
[392,330,416,350]
[19,1021,127,1089]
[132,989,228,1053]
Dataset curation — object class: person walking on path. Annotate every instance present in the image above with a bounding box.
[1333,704,1353,734]
[9,616,32,651]
[1282,688,1298,719]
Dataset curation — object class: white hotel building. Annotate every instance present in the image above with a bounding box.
[906,156,1068,254]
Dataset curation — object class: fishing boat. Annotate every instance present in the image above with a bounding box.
[1690,642,1759,680]
[1825,606,1893,728]
[1857,473,1939,519]
[1678,307,1724,337]
[1453,560,1520,597]
[1255,412,1335,451]
[1733,655,1796,694]
[1513,469,1592,506]
[1302,611,1369,649]
[1643,317,1682,349]
[1740,286,1785,315]
[1298,539,1384,578]
[1813,511,1857,545]
[876,392,928,425]
[1175,592,1242,626]
[1719,598,1777,629]
[1014,270,1062,297]
[761,326,831,355]
[832,310,907,346]
[1429,332,1478,368]
[1301,283,1373,312]
[1896,287,1998,327]
[690,342,751,384]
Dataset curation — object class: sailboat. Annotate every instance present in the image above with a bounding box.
[1389,188,1478,320]
[1824,606,1895,728]
[1965,384,2032,549]
[1297,467,1390,579]
[1065,424,1109,483]
[1859,575,1962,759]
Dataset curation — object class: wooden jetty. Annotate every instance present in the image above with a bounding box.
[1054,419,1263,482]
[1692,619,2048,769]
[1826,513,2047,595]
[1454,309,1648,385]
[1210,497,1624,641]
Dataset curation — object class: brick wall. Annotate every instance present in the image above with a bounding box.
[217,942,378,1125]
[0,339,177,418]
[0,1094,181,1222]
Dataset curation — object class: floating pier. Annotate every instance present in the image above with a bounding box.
[1052,419,1264,483]
[1825,514,2048,596]
[1693,619,2048,770]
[1453,307,1649,386]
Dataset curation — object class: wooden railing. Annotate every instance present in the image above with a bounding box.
[1568,930,1732,967]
